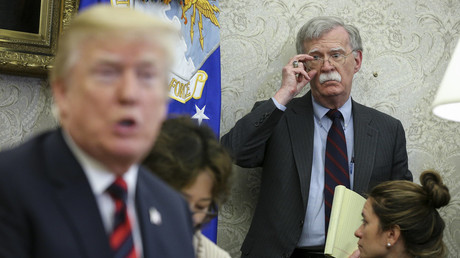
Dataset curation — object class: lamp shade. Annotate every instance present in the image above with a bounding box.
[432,39,460,121]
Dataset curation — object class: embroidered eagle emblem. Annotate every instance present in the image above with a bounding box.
[181,0,220,50]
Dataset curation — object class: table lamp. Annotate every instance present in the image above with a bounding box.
[432,39,460,121]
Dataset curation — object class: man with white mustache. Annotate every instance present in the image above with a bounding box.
[221,16,412,258]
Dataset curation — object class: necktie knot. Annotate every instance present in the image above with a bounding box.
[326,109,343,121]
[107,177,128,203]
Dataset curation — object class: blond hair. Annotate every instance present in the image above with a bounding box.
[50,4,178,83]
[369,170,450,257]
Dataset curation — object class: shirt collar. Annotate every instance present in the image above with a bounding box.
[62,130,138,197]
[312,95,352,126]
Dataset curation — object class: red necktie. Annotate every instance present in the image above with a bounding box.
[324,109,350,234]
[107,177,137,258]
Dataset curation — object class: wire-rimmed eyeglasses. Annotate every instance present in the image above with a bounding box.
[307,51,355,70]
[192,200,218,229]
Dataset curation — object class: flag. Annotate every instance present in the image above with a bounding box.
[78,0,110,10]
[80,0,222,243]
[152,0,222,242]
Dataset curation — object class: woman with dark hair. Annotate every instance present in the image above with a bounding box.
[143,117,232,258]
[351,170,450,258]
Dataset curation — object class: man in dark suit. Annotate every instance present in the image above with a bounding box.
[0,5,194,258]
[221,16,413,258]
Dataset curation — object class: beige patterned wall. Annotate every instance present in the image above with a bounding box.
[0,75,57,150]
[0,0,459,257]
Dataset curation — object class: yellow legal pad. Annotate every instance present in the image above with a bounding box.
[324,185,366,258]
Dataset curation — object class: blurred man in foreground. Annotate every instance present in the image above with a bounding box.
[0,5,195,258]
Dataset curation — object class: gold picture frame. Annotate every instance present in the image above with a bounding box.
[0,0,80,77]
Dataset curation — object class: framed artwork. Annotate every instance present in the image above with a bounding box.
[0,0,79,77]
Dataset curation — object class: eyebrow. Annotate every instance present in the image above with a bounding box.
[181,193,213,202]
[197,198,213,203]
[93,53,160,67]
[94,53,121,64]
[308,47,345,54]
[90,59,122,72]
[330,47,345,52]
[308,48,319,54]
[138,55,160,66]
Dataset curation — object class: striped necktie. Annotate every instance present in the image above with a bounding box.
[324,109,350,234]
[107,177,137,258]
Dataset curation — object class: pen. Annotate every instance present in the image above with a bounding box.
[350,157,354,175]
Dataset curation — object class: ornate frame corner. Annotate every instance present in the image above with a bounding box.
[0,0,79,77]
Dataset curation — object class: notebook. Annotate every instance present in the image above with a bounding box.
[324,185,366,258]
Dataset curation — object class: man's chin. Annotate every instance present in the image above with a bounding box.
[106,141,150,161]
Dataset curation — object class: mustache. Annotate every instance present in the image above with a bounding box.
[319,71,341,84]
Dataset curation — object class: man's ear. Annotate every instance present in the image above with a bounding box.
[353,50,363,73]
[51,79,68,120]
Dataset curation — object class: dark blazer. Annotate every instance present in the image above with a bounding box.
[0,129,195,258]
[221,91,412,258]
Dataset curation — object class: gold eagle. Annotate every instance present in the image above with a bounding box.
[181,0,220,50]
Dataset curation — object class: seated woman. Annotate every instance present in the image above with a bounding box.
[351,170,450,258]
[143,117,232,258]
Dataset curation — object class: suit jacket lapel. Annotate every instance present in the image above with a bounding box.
[352,101,379,194]
[286,92,315,207]
[136,169,162,257]
[44,129,112,258]
[285,96,378,201]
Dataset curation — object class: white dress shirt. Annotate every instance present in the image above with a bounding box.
[62,131,144,257]
[296,96,354,247]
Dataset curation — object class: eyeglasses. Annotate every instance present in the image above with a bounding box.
[191,200,218,228]
[307,51,355,69]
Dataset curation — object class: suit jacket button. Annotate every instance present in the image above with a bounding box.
[300,220,304,227]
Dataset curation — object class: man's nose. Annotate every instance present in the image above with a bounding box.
[321,58,335,71]
[118,70,139,104]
